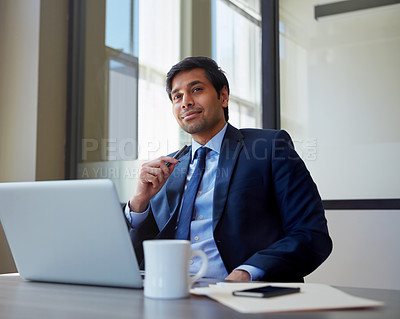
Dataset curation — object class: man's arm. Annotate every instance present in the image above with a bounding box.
[210,127,332,281]
[129,156,178,213]
[232,130,332,282]
[124,155,179,264]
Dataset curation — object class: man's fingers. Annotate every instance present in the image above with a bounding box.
[137,156,180,191]
[140,167,168,188]
[160,156,179,170]
[131,156,179,211]
[144,158,177,177]
[158,162,171,177]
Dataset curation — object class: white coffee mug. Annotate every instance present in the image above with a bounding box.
[143,239,208,299]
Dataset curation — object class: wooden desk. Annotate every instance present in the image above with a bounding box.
[0,274,399,319]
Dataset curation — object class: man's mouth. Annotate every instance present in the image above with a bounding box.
[181,110,202,120]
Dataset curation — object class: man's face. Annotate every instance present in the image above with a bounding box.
[170,68,228,144]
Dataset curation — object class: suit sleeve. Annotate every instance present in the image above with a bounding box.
[123,204,159,267]
[245,130,332,282]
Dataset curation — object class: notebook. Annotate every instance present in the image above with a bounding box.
[0,179,143,288]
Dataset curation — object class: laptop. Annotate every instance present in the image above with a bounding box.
[0,179,143,288]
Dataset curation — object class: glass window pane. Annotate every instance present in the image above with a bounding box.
[106,0,132,53]
[214,0,262,128]
[137,0,181,160]
[108,58,138,160]
[279,0,400,199]
[138,0,180,70]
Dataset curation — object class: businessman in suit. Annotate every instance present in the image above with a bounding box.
[125,57,332,282]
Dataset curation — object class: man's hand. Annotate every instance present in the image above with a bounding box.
[129,156,178,213]
[225,269,251,281]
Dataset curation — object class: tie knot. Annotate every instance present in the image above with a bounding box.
[195,147,209,161]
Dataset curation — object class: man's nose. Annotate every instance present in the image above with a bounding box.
[182,94,193,108]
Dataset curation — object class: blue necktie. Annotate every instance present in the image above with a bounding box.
[175,147,209,239]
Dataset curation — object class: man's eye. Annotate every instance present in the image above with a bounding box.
[193,87,202,93]
[174,94,182,100]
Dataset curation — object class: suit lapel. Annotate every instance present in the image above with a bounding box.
[213,124,244,230]
[163,147,191,224]
[151,146,191,235]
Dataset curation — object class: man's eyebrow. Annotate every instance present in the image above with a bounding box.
[188,80,203,87]
[171,80,205,96]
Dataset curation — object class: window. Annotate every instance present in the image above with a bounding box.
[213,0,262,128]
[279,0,400,200]
[67,0,263,201]
[137,0,181,160]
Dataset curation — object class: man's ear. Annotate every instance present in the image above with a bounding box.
[220,86,229,108]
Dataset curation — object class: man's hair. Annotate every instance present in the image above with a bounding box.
[166,56,230,122]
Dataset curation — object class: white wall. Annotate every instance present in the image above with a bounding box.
[0,0,41,182]
[0,0,68,273]
[306,210,400,290]
[0,0,41,274]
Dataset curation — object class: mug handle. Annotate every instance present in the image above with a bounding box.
[189,250,208,286]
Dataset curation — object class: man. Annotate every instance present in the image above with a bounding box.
[125,56,332,282]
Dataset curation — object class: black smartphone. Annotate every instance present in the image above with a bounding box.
[232,285,300,298]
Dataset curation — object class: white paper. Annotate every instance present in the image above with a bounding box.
[191,282,384,313]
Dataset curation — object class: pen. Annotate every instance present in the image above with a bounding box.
[166,145,188,167]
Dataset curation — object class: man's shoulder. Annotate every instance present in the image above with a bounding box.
[225,124,293,146]
[239,127,277,137]
[237,127,291,141]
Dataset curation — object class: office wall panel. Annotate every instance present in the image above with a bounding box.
[0,0,41,274]
[0,0,68,273]
[306,209,400,290]
[0,0,40,183]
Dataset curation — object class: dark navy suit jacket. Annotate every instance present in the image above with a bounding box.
[129,124,332,282]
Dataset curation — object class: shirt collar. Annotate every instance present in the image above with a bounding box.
[191,123,228,162]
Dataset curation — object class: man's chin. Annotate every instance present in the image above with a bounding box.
[180,121,206,135]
